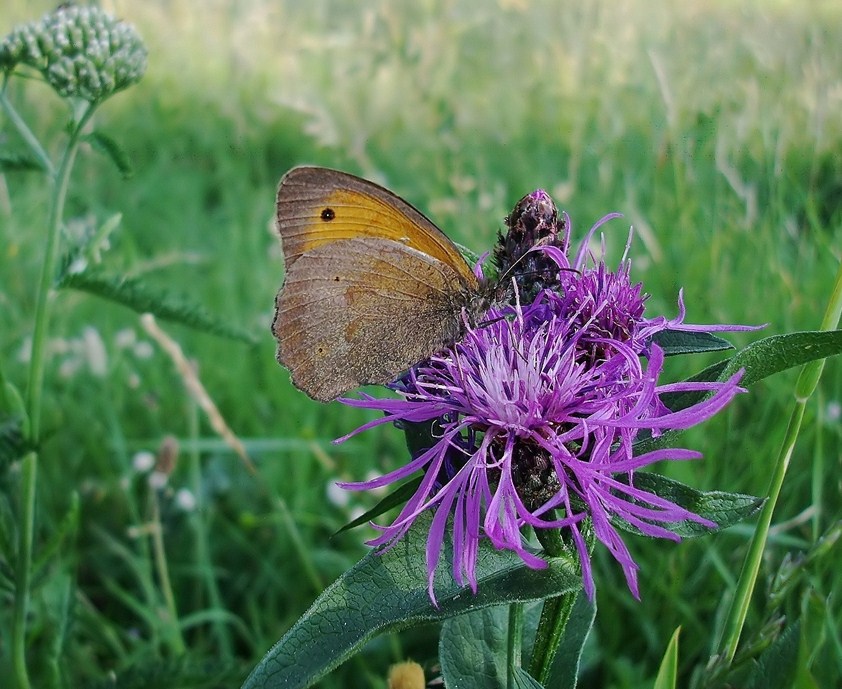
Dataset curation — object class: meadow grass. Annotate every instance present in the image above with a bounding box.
[1,0,840,687]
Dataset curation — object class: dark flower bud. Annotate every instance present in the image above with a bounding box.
[495,189,569,302]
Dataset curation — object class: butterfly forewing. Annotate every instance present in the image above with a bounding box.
[276,167,476,281]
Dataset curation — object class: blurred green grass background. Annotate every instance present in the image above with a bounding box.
[1,0,840,687]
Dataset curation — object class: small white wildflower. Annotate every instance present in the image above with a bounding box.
[82,326,107,377]
[148,471,168,489]
[826,400,841,423]
[115,328,136,349]
[133,341,154,359]
[58,357,82,379]
[0,6,147,102]
[17,336,32,363]
[326,481,350,508]
[66,256,88,274]
[175,488,197,512]
[132,450,155,473]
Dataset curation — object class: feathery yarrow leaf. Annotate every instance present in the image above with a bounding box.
[58,269,256,343]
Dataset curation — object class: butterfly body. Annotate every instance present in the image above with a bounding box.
[272,167,496,401]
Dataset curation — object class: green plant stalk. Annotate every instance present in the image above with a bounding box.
[529,591,576,683]
[507,603,524,689]
[12,452,36,689]
[277,498,325,594]
[188,402,234,658]
[11,100,98,689]
[27,101,97,442]
[0,84,55,176]
[718,256,842,664]
[529,525,576,683]
[150,490,187,655]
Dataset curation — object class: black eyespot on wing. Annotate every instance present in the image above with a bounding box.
[321,208,336,222]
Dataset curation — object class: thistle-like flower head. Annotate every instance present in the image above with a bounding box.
[338,197,754,603]
[0,5,147,103]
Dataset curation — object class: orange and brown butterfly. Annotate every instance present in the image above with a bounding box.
[271,167,501,401]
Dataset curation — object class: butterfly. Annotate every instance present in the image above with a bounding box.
[271,167,500,401]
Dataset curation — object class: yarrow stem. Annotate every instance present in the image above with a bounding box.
[27,101,96,442]
[12,101,96,689]
[2,8,147,687]
[0,79,54,175]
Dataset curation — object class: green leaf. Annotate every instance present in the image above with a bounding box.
[611,473,764,537]
[545,592,596,688]
[0,366,29,448]
[664,330,842,412]
[335,418,443,535]
[745,622,801,689]
[721,330,842,387]
[650,329,734,356]
[57,269,256,342]
[440,607,509,689]
[242,512,581,689]
[333,477,421,536]
[0,149,47,172]
[32,493,79,581]
[0,415,25,469]
[512,667,545,689]
[637,330,842,454]
[399,418,441,457]
[83,129,133,178]
[456,241,495,279]
[653,627,680,689]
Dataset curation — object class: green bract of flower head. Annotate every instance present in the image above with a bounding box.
[0,4,147,103]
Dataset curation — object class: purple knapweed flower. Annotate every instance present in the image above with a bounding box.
[337,192,754,603]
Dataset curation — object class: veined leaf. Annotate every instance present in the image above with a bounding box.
[650,329,734,356]
[745,622,801,689]
[440,607,509,689]
[544,592,596,688]
[637,330,842,454]
[611,472,763,537]
[242,512,581,689]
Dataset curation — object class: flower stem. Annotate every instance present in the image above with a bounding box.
[27,101,96,441]
[150,489,186,655]
[0,84,55,177]
[12,452,36,689]
[529,591,576,683]
[717,256,842,664]
[188,402,233,658]
[528,526,575,683]
[13,100,97,689]
[507,603,524,689]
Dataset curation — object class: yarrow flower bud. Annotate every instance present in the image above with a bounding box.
[0,5,147,103]
[337,193,760,603]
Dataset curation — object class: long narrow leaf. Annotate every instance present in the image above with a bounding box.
[653,627,680,689]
